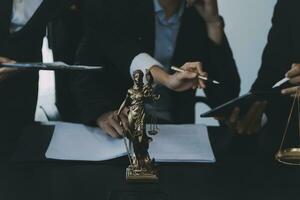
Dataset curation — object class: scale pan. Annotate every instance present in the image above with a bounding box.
[276,148,300,165]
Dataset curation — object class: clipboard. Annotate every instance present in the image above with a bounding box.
[200,90,282,118]
[0,61,103,71]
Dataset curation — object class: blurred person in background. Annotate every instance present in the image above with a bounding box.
[71,0,241,138]
[48,0,85,122]
[0,0,71,155]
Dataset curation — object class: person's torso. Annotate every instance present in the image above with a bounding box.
[109,0,210,123]
[0,0,69,62]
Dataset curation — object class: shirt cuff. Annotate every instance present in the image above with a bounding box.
[130,53,163,83]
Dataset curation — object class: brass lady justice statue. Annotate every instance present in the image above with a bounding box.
[117,70,160,182]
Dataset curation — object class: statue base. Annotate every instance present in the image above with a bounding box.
[126,165,158,183]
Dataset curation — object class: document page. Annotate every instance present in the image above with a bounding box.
[46,122,215,163]
[149,124,215,163]
[45,122,126,161]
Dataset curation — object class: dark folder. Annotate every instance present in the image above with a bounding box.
[0,61,103,71]
[201,90,282,118]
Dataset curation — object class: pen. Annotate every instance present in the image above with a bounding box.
[272,77,289,88]
[171,66,220,85]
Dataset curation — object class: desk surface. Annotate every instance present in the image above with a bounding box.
[0,124,299,200]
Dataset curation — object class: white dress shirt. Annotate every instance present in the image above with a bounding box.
[130,0,185,121]
[130,0,184,81]
[10,0,43,33]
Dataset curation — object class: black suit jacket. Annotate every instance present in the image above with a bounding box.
[72,0,240,125]
[47,0,85,122]
[251,0,300,152]
[0,0,70,130]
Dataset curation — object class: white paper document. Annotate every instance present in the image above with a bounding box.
[46,122,215,163]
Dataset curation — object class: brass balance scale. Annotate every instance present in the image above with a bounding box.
[275,88,300,165]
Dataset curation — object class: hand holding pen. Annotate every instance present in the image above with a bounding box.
[171,64,220,87]
[170,62,207,90]
[280,63,300,95]
[146,62,219,92]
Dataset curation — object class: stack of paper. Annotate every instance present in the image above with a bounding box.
[46,122,215,163]
[46,123,127,161]
[149,124,215,163]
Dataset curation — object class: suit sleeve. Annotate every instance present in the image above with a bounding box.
[251,0,293,127]
[69,0,117,125]
[251,0,292,91]
[70,0,153,125]
[203,26,241,107]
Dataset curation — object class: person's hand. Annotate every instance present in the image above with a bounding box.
[166,62,207,92]
[0,56,17,82]
[218,101,267,135]
[186,0,223,44]
[282,63,300,96]
[187,0,220,23]
[96,108,129,138]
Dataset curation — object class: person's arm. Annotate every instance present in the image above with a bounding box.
[203,32,241,107]
[221,101,267,135]
[71,0,209,134]
[251,0,292,125]
[221,0,292,136]
[70,2,131,138]
[71,35,130,138]
[186,0,240,106]
[90,0,205,90]
[252,0,292,91]
[69,65,129,138]
[187,0,223,44]
[69,70,115,125]
[82,0,154,79]
[68,0,112,125]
